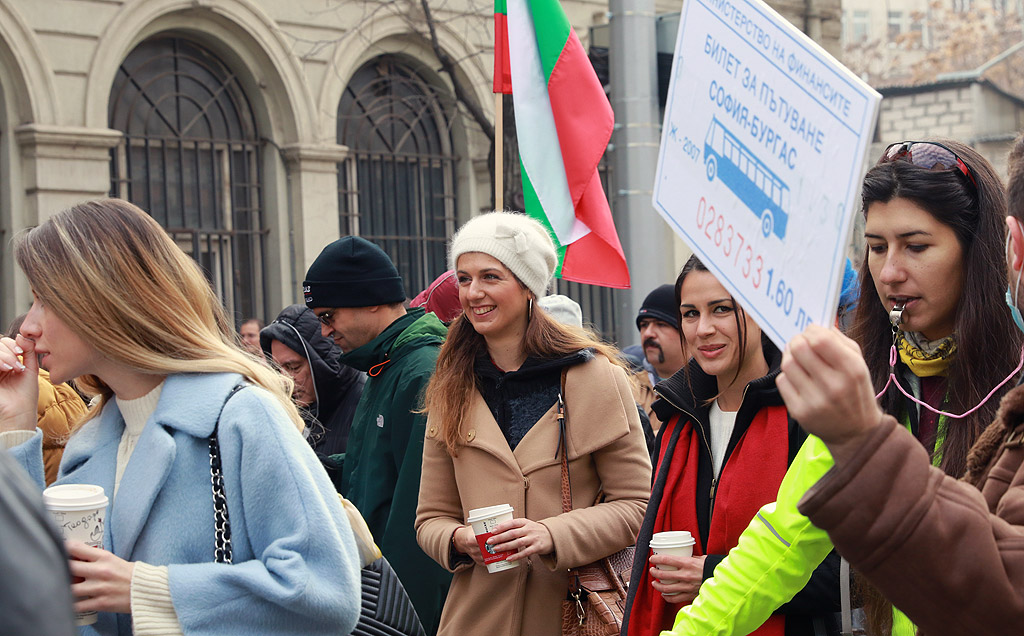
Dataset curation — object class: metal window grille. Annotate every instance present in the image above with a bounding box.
[108,36,266,322]
[337,56,456,296]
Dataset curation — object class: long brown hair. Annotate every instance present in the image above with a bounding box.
[422,301,624,457]
[14,199,303,433]
[850,139,1020,479]
[674,254,767,399]
[852,140,1021,636]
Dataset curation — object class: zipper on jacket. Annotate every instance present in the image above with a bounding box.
[655,383,753,520]
[705,384,751,515]
[654,389,716,463]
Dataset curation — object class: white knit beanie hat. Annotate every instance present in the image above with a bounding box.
[448,211,557,299]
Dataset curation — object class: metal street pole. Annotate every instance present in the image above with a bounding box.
[609,0,675,346]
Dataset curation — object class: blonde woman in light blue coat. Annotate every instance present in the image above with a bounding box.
[0,199,361,636]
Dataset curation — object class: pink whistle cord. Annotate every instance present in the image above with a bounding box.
[875,344,1024,419]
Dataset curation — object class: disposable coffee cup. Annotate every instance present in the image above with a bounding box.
[466,504,519,573]
[43,484,109,626]
[649,530,696,571]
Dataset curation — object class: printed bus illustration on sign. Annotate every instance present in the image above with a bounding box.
[703,117,790,240]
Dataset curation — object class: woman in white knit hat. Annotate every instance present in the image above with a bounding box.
[414,211,651,636]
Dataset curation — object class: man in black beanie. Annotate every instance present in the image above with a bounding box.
[304,236,450,635]
[633,283,686,434]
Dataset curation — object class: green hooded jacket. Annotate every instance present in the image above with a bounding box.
[334,307,450,635]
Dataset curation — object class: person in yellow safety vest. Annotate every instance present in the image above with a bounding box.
[662,139,1022,636]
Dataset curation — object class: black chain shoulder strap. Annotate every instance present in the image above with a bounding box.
[210,383,245,564]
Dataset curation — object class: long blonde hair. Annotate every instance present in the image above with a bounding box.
[14,199,303,432]
[422,304,624,456]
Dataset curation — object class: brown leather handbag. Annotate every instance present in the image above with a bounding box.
[556,372,634,636]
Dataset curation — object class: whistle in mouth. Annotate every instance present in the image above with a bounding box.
[889,304,905,328]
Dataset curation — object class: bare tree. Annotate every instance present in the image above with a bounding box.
[277,0,527,211]
[844,1,1024,96]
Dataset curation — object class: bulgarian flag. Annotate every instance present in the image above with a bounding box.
[493,0,512,93]
[494,0,630,288]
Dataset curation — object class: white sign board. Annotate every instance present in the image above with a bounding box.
[653,0,881,348]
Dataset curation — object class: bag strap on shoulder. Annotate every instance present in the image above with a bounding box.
[210,383,245,564]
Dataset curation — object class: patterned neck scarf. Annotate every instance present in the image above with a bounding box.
[896,332,956,377]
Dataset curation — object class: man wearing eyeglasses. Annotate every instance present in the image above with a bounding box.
[259,304,365,489]
[303,235,451,636]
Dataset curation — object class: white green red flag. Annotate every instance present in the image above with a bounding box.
[493,0,512,93]
[494,0,630,288]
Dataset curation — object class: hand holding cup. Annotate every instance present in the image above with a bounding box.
[649,554,707,604]
[486,517,553,562]
[66,541,135,615]
[452,525,486,566]
[465,504,523,573]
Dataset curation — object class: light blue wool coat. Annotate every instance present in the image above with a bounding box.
[10,372,361,636]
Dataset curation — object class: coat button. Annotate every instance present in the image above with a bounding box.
[466,429,476,441]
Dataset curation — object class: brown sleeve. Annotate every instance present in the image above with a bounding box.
[798,416,1024,635]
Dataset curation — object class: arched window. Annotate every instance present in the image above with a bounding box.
[337,55,456,295]
[109,36,265,320]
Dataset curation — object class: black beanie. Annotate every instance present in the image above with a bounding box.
[303,236,406,308]
[636,284,679,330]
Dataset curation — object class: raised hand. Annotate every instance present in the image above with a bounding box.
[0,335,40,433]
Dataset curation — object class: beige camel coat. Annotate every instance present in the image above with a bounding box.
[415,354,651,636]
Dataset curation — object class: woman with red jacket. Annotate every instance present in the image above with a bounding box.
[622,256,840,636]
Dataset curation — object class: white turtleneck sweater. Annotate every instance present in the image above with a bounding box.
[112,382,182,636]
[114,383,162,497]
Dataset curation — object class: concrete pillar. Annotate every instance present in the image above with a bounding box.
[8,124,123,316]
[15,124,122,222]
[608,0,675,346]
[280,143,350,303]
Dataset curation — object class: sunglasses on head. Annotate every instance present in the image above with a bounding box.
[877,141,978,191]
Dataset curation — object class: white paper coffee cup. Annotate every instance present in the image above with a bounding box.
[466,504,519,573]
[43,484,109,626]
[650,530,696,570]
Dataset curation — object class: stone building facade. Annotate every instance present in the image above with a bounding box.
[0,0,841,334]
[873,79,1024,177]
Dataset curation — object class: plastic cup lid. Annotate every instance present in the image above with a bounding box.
[650,530,696,548]
[466,504,514,523]
[43,484,109,511]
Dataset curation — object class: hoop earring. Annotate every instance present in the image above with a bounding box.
[527,297,534,321]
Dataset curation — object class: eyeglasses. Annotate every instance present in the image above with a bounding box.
[316,309,335,326]
[878,141,978,190]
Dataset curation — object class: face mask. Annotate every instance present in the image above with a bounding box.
[1007,284,1024,334]
[1006,233,1024,333]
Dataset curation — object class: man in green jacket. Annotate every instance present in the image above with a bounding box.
[304,236,450,635]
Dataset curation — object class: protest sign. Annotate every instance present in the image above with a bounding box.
[653,0,881,348]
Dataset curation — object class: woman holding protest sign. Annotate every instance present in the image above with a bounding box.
[621,255,841,636]
[661,139,1022,636]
